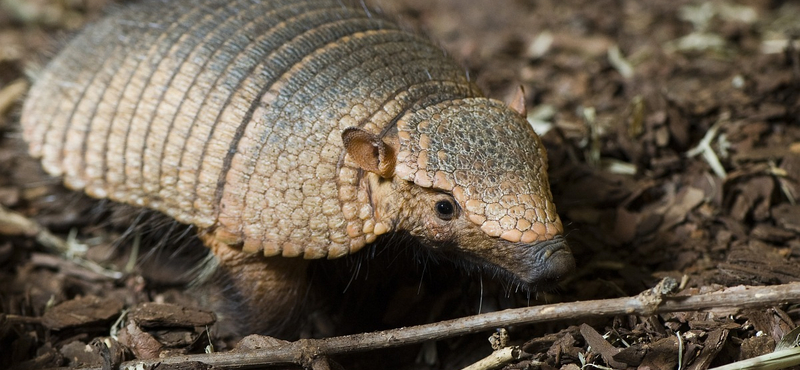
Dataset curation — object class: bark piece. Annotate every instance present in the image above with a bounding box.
[41,296,123,330]
[129,302,216,328]
[579,324,626,369]
[638,336,680,370]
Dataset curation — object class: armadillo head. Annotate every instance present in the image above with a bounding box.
[342,96,574,288]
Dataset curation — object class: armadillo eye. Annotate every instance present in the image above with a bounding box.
[435,199,456,220]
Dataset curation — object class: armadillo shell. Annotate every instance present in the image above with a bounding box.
[21,0,480,259]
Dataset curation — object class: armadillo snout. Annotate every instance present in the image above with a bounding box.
[524,236,574,286]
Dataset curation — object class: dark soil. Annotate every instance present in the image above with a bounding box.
[1,0,799,369]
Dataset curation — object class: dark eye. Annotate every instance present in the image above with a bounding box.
[435,199,456,220]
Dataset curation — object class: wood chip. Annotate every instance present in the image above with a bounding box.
[660,186,705,231]
[685,329,728,370]
[118,321,163,360]
[579,324,626,369]
[638,336,680,370]
[773,204,800,233]
[130,303,216,328]
[59,341,103,367]
[41,296,123,330]
[751,223,797,243]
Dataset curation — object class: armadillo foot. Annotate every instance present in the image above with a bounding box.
[197,236,314,339]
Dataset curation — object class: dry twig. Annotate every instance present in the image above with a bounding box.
[461,347,524,370]
[0,204,123,279]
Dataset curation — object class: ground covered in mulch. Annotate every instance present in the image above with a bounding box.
[1,0,799,369]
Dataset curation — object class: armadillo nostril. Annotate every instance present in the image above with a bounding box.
[542,249,575,281]
[531,236,574,284]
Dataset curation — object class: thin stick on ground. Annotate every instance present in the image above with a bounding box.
[64,281,800,370]
[0,204,123,279]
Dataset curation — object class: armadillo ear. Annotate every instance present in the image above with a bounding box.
[508,85,527,116]
[342,127,396,178]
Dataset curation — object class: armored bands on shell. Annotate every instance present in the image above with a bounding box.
[21,0,574,288]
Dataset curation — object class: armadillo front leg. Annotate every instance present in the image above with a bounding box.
[200,235,312,337]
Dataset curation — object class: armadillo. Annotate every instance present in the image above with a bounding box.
[20,0,574,334]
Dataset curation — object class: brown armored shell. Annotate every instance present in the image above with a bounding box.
[21,0,481,259]
[395,99,563,243]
